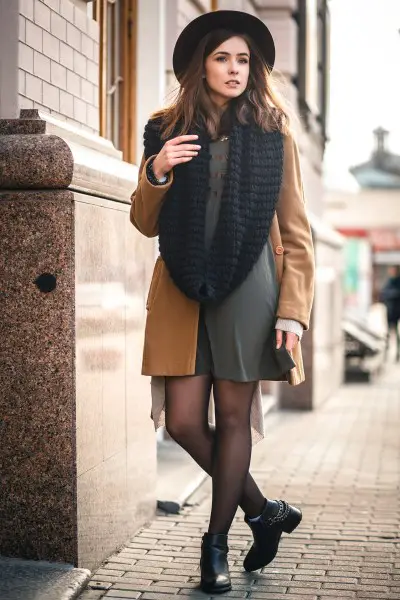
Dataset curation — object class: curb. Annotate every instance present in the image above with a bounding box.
[0,557,91,600]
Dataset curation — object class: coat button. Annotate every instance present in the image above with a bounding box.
[275,245,284,255]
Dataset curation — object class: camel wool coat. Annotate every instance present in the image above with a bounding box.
[130,132,315,442]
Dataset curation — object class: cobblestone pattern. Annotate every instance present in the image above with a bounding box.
[79,366,400,599]
[19,0,99,132]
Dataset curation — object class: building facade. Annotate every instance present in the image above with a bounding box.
[326,128,400,315]
[2,0,331,188]
[0,0,342,571]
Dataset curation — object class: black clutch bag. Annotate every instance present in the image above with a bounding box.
[273,331,296,375]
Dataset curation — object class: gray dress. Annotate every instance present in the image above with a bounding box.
[195,138,280,382]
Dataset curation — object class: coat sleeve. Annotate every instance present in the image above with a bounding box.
[275,134,315,330]
[130,153,174,238]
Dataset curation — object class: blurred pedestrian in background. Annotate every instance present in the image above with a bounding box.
[380,266,400,362]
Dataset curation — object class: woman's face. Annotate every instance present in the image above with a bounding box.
[204,36,250,107]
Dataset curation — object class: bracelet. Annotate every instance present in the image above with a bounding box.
[146,159,168,186]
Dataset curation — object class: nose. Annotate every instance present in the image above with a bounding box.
[228,61,239,75]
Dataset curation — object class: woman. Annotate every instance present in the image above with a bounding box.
[130,10,315,595]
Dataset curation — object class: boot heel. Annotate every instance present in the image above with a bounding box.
[282,507,302,534]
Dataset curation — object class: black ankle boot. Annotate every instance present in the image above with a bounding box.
[243,499,302,572]
[200,533,231,594]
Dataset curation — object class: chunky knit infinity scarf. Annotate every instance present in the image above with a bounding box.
[143,117,284,304]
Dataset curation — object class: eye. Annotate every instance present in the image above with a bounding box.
[216,56,227,62]
[239,58,249,64]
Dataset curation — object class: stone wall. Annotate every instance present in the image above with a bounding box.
[0,110,157,570]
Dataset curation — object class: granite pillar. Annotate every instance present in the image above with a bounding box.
[0,110,157,570]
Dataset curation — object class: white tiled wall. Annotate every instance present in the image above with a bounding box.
[19,0,100,133]
[177,0,203,31]
[166,0,206,94]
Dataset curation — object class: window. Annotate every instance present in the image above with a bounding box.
[93,0,137,163]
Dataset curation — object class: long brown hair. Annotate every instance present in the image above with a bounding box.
[153,28,291,139]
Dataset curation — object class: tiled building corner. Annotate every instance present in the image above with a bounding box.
[19,0,99,132]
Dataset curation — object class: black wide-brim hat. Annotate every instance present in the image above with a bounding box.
[173,10,275,82]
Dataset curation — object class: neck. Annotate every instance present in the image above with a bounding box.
[208,92,231,112]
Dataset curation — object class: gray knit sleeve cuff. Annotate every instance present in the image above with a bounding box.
[275,318,304,340]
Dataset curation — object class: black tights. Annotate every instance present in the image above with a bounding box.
[165,375,265,534]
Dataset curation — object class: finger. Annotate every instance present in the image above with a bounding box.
[170,156,195,165]
[276,329,283,349]
[169,144,202,152]
[285,332,298,352]
[168,135,199,145]
[168,150,198,159]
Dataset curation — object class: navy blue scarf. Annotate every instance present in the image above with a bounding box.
[144,117,284,304]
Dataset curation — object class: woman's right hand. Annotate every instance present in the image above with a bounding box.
[152,135,201,180]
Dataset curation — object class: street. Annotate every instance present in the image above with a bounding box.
[80,365,400,600]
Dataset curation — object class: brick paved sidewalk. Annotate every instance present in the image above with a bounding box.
[79,366,400,600]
